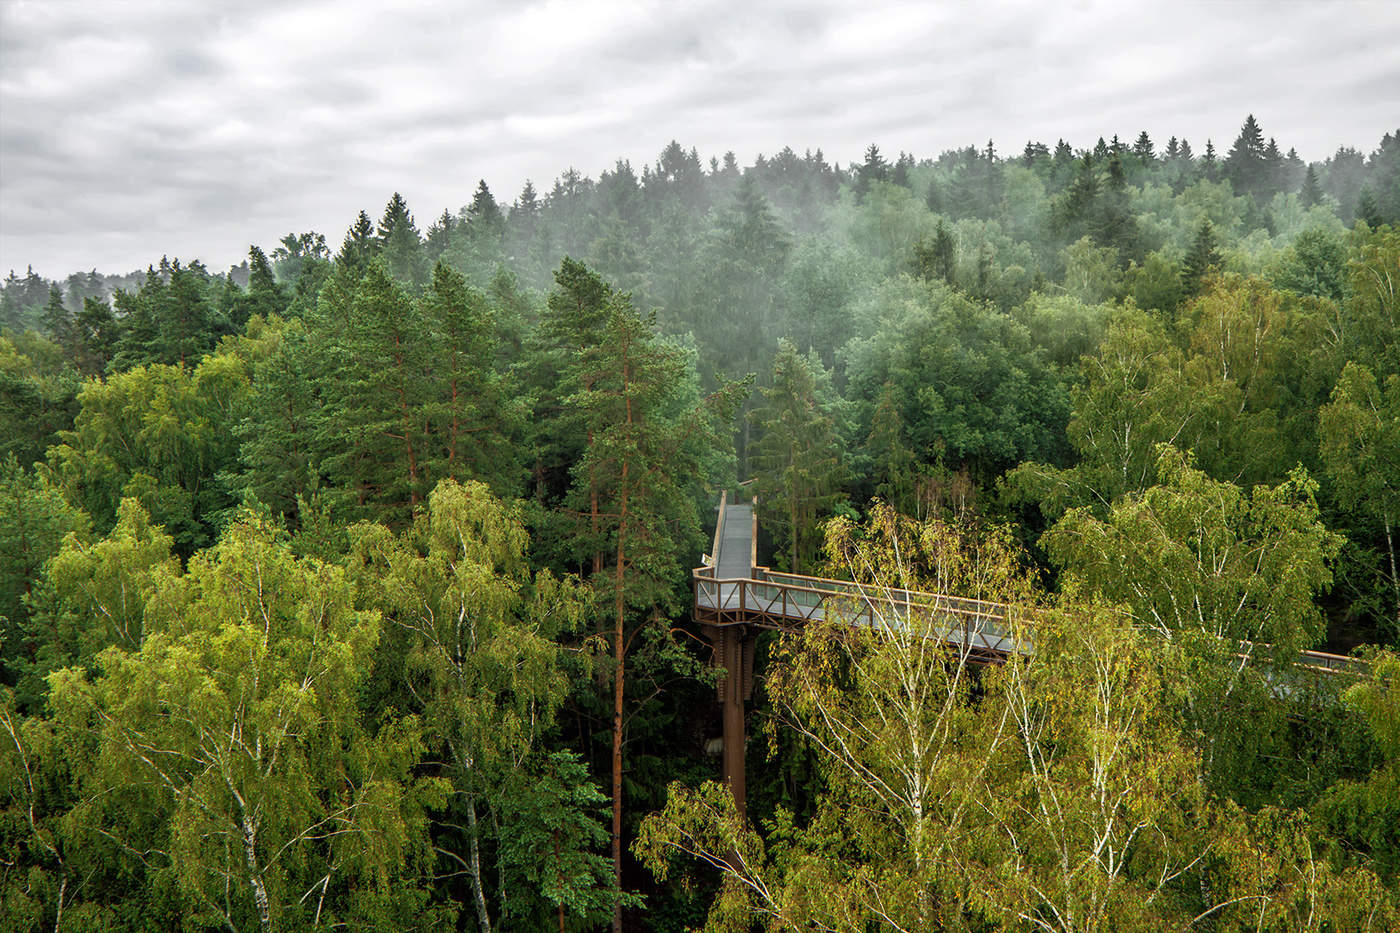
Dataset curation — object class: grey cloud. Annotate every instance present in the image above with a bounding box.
[3,0,1399,277]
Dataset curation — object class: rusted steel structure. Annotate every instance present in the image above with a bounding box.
[693,493,1364,816]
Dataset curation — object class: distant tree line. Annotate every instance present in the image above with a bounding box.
[1,116,1398,930]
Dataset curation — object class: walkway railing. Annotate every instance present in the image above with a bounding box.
[694,563,1366,676]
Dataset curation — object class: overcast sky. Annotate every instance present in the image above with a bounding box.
[2,0,1397,278]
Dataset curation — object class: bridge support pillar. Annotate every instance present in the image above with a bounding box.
[710,624,755,819]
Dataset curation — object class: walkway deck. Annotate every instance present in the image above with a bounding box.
[693,496,1363,674]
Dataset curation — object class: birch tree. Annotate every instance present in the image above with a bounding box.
[346,478,611,933]
[46,513,446,931]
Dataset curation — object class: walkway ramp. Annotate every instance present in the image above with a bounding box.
[692,495,1363,673]
[715,502,753,581]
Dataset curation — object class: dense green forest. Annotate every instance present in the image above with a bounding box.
[2,116,1399,930]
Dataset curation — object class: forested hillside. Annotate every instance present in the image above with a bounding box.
[3,117,1399,930]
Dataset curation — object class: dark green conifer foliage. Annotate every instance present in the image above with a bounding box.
[854,143,889,199]
[468,179,505,234]
[377,192,424,285]
[70,296,116,374]
[1356,186,1384,229]
[1055,154,1099,234]
[1099,153,1142,260]
[0,334,79,470]
[336,210,378,272]
[420,262,522,497]
[1262,136,1284,197]
[1182,219,1221,296]
[231,246,287,327]
[749,340,846,571]
[1226,115,1267,196]
[697,176,791,392]
[39,285,69,345]
[558,274,743,928]
[1284,146,1306,193]
[110,260,224,370]
[1132,130,1155,164]
[232,322,320,522]
[865,380,919,514]
[1300,164,1325,207]
[316,261,430,524]
[514,179,541,226]
[914,221,957,285]
[1201,139,1219,179]
[423,209,455,265]
[890,151,914,188]
[0,266,49,331]
[526,258,617,512]
[1371,130,1400,223]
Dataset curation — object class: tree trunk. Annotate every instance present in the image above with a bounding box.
[53,875,65,933]
[466,796,492,933]
[448,376,460,470]
[1386,513,1399,629]
[241,815,271,933]
[611,458,629,933]
[555,829,566,933]
[611,353,634,933]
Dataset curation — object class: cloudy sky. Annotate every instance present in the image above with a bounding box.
[2,0,1397,278]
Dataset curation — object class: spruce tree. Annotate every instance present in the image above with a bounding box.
[1132,130,1155,164]
[1201,139,1218,180]
[467,180,505,233]
[1182,219,1221,296]
[232,246,287,327]
[420,262,521,497]
[512,179,541,233]
[316,261,430,523]
[232,321,320,522]
[73,296,116,374]
[1262,137,1284,197]
[39,285,69,345]
[377,193,424,286]
[914,221,957,286]
[854,143,889,198]
[749,340,845,571]
[1300,165,1324,208]
[422,210,455,265]
[1225,114,1266,196]
[1356,186,1384,228]
[336,210,377,272]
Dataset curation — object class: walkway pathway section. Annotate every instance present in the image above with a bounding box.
[715,503,753,581]
[692,496,1363,674]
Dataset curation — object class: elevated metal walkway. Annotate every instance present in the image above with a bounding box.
[693,492,1365,814]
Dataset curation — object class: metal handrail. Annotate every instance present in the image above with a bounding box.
[693,564,1368,676]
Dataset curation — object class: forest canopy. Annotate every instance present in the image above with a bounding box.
[2,117,1400,930]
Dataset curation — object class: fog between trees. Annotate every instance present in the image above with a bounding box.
[2,118,1400,930]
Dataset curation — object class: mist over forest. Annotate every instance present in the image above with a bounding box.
[3,117,1400,930]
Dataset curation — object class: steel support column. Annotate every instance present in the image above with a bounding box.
[710,623,755,818]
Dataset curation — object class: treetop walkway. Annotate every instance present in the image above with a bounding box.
[693,491,1364,814]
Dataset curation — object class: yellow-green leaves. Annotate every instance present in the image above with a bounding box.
[46,512,443,931]
[1043,445,1339,653]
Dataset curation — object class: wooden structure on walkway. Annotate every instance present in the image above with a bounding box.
[693,493,1363,816]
